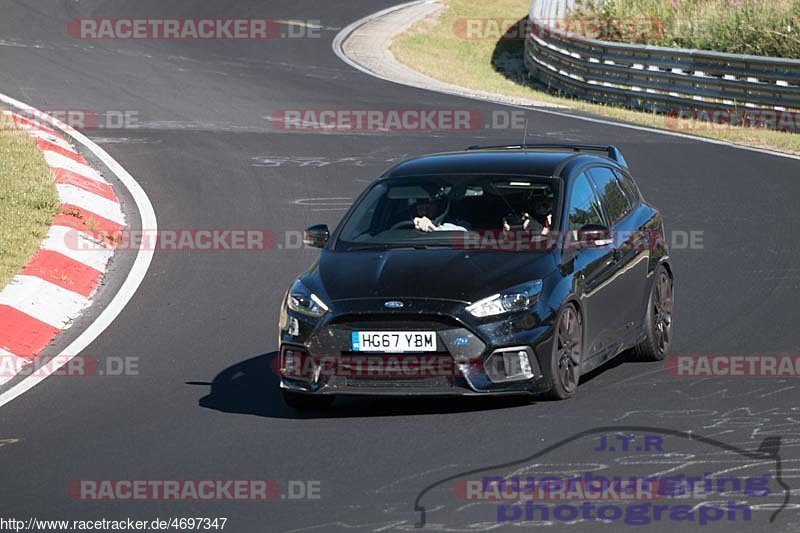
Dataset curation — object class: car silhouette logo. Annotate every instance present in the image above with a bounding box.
[412,426,789,528]
[384,301,404,309]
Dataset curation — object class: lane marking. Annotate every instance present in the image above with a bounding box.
[274,19,340,31]
[0,93,157,408]
[332,0,800,162]
[292,197,352,206]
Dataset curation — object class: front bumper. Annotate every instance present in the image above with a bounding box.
[278,298,555,397]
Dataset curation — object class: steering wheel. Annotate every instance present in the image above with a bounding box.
[390,220,415,230]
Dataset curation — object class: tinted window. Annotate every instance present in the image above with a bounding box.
[567,172,604,230]
[335,175,558,250]
[588,167,631,226]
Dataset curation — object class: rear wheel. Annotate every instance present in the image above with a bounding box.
[630,266,673,362]
[542,304,583,400]
[281,389,335,410]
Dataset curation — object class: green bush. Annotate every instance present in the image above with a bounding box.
[571,0,800,57]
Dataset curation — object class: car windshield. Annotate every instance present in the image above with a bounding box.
[336,174,559,250]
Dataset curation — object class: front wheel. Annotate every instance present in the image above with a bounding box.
[281,389,335,410]
[542,304,583,400]
[630,266,673,362]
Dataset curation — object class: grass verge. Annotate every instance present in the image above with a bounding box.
[0,114,59,288]
[390,0,800,156]
[571,0,800,58]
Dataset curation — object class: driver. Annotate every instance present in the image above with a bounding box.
[411,193,468,232]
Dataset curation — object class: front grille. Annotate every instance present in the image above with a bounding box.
[328,314,463,330]
[334,354,457,378]
[344,376,452,389]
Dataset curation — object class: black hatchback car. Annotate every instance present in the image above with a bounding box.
[278,144,673,409]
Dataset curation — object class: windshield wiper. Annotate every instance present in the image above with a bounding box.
[344,244,442,251]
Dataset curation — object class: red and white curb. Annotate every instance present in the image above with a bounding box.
[0,94,155,408]
[0,111,125,386]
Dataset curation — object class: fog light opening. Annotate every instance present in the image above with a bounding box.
[280,347,317,383]
[485,347,536,383]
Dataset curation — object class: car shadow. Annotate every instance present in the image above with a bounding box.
[190,352,540,419]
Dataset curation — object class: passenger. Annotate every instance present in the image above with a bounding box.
[533,198,553,235]
[501,199,552,236]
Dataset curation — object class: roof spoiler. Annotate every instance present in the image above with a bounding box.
[465,143,628,168]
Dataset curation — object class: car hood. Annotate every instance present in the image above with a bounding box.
[308,248,557,304]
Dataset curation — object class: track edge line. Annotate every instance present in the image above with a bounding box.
[0,92,158,408]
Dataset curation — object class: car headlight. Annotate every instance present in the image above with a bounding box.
[466,280,543,318]
[286,279,329,318]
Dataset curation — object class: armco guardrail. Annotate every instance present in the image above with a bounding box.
[525,0,800,120]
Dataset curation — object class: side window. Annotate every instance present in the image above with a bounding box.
[568,172,604,230]
[588,166,631,226]
[338,183,386,240]
[614,169,641,206]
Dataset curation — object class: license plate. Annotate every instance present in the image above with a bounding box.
[351,331,437,352]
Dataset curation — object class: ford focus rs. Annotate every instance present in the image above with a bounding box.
[278,144,673,409]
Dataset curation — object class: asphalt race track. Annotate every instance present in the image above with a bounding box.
[1,1,799,531]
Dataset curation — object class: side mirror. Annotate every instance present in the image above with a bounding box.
[577,224,613,248]
[303,224,329,248]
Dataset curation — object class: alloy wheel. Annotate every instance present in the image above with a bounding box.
[556,306,582,393]
[653,272,673,354]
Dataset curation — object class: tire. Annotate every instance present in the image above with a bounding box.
[281,389,335,410]
[630,265,673,362]
[542,304,583,400]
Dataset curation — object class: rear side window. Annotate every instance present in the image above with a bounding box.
[567,172,604,230]
[588,167,631,226]
[614,169,642,206]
